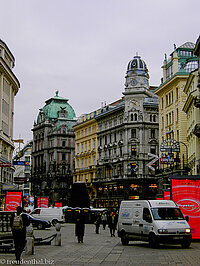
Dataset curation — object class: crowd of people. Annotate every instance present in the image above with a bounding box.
[75,209,119,243]
[10,206,119,263]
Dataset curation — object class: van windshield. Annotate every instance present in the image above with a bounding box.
[151,208,184,220]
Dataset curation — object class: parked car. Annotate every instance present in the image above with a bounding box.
[24,213,51,230]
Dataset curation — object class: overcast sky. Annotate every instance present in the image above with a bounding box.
[0,0,199,144]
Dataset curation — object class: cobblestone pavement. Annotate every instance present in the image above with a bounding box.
[1,223,200,265]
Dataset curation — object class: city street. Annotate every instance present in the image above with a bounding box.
[1,223,200,265]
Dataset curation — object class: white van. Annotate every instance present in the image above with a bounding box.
[118,200,192,248]
[30,207,65,225]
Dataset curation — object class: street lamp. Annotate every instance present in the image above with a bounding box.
[177,141,189,172]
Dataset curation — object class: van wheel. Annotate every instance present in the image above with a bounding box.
[121,232,129,245]
[52,219,58,226]
[37,223,43,230]
[149,234,159,248]
[181,237,191,248]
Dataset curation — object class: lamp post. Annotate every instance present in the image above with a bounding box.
[177,141,189,173]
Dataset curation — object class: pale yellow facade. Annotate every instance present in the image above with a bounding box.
[155,74,188,156]
[73,111,99,198]
[154,43,198,170]
[183,70,200,174]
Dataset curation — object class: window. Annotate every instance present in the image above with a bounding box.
[105,135,107,145]
[150,115,152,122]
[93,155,96,165]
[88,140,91,150]
[143,208,152,222]
[134,113,137,121]
[151,129,155,139]
[85,142,87,151]
[150,146,156,154]
[77,159,79,168]
[109,134,112,143]
[114,133,117,142]
[62,141,66,147]
[131,114,134,121]
[166,95,168,106]
[131,129,136,138]
[131,145,137,156]
[82,143,84,152]
[161,97,164,109]
[85,158,87,167]
[176,108,179,122]
[62,153,66,161]
[153,115,156,122]
[93,139,96,149]
[77,143,79,153]
[176,88,179,100]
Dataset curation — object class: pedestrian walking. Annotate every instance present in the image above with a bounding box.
[101,212,107,230]
[10,206,30,263]
[74,210,85,243]
[94,213,101,234]
[108,212,118,237]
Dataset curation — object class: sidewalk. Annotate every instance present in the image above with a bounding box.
[1,223,200,265]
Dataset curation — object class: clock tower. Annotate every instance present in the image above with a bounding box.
[124,55,149,93]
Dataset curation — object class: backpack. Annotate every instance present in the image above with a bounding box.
[12,213,23,230]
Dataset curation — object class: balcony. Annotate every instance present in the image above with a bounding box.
[193,123,200,137]
[194,96,200,108]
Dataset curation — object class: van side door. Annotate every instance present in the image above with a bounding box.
[139,208,153,240]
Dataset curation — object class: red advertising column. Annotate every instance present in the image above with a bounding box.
[37,197,49,208]
[164,190,171,200]
[172,179,200,239]
[4,191,22,211]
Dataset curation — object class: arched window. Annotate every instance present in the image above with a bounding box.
[134,113,137,121]
[131,114,134,121]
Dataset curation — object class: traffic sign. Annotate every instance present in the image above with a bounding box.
[147,153,159,171]
[13,161,30,166]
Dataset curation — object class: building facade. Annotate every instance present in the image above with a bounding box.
[73,111,99,200]
[154,42,198,190]
[13,140,32,196]
[95,55,159,209]
[0,39,20,210]
[73,55,159,210]
[31,92,76,206]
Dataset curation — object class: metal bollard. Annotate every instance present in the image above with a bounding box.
[26,224,34,255]
[54,223,61,246]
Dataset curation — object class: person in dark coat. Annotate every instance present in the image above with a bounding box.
[108,212,118,237]
[74,210,85,243]
[94,213,101,234]
[10,206,30,263]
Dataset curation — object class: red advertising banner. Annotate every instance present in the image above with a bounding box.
[156,197,163,200]
[4,191,22,211]
[172,179,200,239]
[55,202,62,207]
[37,197,49,208]
[164,190,171,200]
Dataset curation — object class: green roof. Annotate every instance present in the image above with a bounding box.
[37,91,76,122]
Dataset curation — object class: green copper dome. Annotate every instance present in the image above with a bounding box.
[37,91,76,123]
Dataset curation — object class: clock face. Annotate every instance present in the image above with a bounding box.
[131,79,137,86]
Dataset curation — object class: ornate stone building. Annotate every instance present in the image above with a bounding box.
[0,39,20,210]
[31,92,76,206]
[94,55,159,209]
